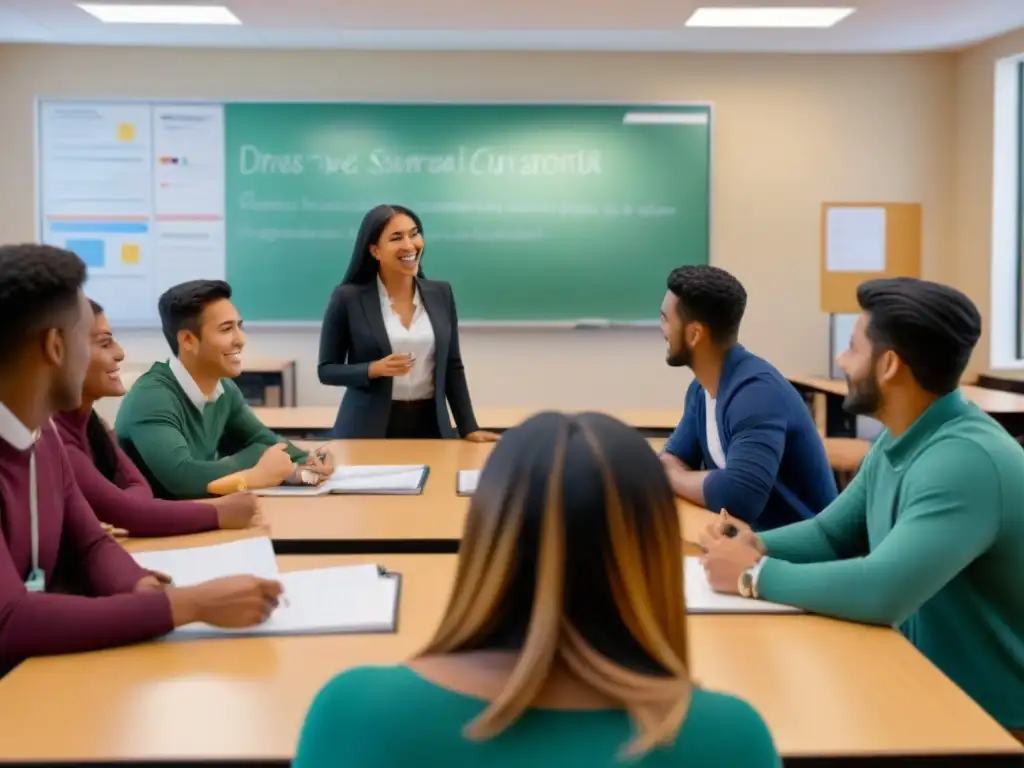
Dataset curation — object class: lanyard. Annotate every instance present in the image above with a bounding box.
[23,444,44,592]
[29,447,38,577]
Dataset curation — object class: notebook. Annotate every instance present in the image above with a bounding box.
[252,464,429,496]
[684,556,802,614]
[456,469,480,496]
[131,537,401,638]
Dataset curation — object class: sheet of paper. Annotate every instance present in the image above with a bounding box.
[826,206,886,272]
[168,565,400,638]
[131,536,279,586]
[684,557,801,614]
[457,469,480,495]
[325,464,426,492]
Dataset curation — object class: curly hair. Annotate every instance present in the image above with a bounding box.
[666,265,747,344]
[0,243,87,363]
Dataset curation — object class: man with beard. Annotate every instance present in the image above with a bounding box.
[659,265,836,530]
[700,277,1024,740]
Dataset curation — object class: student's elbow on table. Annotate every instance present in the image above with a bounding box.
[703,469,769,524]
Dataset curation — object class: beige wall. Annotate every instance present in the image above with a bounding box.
[0,45,958,409]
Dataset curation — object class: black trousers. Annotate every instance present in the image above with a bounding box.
[386,399,442,439]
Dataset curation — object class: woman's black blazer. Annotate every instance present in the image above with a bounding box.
[317,278,480,439]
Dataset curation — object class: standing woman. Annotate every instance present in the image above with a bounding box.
[318,204,498,441]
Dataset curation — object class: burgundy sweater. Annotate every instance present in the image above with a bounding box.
[53,409,218,537]
[0,422,173,667]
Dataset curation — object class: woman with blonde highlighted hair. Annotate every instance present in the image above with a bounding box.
[294,412,779,767]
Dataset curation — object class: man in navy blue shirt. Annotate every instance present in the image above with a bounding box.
[659,265,837,530]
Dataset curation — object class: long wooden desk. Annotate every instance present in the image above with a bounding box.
[191,438,713,555]
[254,405,681,439]
[0,551,1019,765]
[788,374,1024,438]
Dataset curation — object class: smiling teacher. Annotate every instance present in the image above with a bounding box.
[318,204,498,442]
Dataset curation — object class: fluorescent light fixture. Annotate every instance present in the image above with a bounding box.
[685,6,854,28]
[76,4,241,24]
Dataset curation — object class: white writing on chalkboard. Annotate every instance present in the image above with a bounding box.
[238,144,603,177]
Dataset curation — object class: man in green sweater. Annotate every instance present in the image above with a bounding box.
[116,279,334,499]
[701,277,1024,739]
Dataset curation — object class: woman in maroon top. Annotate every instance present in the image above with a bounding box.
[53,300,257,537]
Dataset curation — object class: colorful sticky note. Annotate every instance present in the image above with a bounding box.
[116,122,135,142]
[121,243,140,265]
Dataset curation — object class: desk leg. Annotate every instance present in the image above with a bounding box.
[824,393,856,438]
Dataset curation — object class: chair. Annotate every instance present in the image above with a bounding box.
[823,437,871,489]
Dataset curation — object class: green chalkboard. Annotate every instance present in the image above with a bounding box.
[224,103,711,322]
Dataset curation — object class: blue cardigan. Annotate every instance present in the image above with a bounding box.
[664,345,838,531]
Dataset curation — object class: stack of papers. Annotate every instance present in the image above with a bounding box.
[132,537,401,638]
[456,469,480,496]
[252,464,429,496]
[684,557,801,614]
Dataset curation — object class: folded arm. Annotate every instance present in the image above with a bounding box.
[759,464,871,564]
[221,383,307,463]
[758,440,998,626]
[318,287,372,388]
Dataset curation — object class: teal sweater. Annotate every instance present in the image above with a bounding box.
[758,392,1024,729]
[294,666,780,767]
[115,361,307,499]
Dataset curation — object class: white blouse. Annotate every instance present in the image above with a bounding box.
[377,277,437,401]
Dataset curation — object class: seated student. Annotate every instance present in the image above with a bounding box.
[53,300,259,537]
[700,277,1024,740]
[294,412,780,767]
[659,265,836,531]
[115,279,334,499]
[0,244,283,669]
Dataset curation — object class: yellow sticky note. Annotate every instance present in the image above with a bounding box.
[116,122,135,142]
[121,243,140,265]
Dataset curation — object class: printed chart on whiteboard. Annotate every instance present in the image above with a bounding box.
[39,102,226,325]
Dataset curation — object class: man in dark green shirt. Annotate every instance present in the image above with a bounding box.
[116,279,333,499]
[701,277,1024,738]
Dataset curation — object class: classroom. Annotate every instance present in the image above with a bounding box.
[2,1,1024,766]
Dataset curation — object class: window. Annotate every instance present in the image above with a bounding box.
[989,55,1024,367]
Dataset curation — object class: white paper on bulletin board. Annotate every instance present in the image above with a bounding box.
[826,207,886,272]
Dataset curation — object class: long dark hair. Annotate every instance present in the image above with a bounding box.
[86,299,121,485]
[341,204,426,285]
[418,412,691,756]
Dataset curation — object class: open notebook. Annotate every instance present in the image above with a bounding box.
[684,557,802,614]
[131,537,401,638]
[456,469,480,496]
[252,464,429,496]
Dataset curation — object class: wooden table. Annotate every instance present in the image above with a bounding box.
[207,438,713,556]
[788,374,1024,438]
[254,405,681,439]
[0,551,1019,765]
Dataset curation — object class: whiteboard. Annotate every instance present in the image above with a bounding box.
[38,101,227,326]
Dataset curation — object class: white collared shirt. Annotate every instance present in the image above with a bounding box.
[704,390,727,469]
[0,401,38,451]
[377,277,436,402]
[169,356,224,411]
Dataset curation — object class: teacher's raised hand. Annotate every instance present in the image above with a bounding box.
[368,353,415,379]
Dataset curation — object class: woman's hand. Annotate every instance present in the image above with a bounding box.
[464,430,500,443]
[368,353,414,379]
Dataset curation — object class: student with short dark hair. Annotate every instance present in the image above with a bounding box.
[701,277,1024,739]
[115,279,334,499]
[0,244,282,669]
[294,412,779,767]
[53,300,259,536]
[659,265,836,530]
